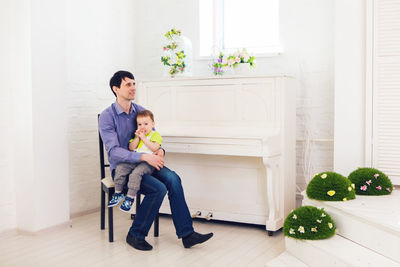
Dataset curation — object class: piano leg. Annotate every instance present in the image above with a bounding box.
[263,156,284,233]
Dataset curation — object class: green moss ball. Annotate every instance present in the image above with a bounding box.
[348,167,393,195]
[306,171,356,201]
[283,206,336,240]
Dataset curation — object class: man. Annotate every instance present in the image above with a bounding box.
[99,70,213,251]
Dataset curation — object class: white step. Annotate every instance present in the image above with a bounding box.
[267,251,310,267]
[285,235,400,267]
[302,189,400,263]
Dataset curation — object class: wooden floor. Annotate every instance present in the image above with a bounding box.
[0,211,284,267]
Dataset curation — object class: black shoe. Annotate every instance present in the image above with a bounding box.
[182,231,213,248]
[126,233,153,251]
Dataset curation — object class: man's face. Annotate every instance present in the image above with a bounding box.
[137,116,155,135]
[113,77,136,100]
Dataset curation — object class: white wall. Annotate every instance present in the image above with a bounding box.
[133,0,335,189]
[0,0,29,232]
[1,0,70,232]
[10,0,35,232]
[334,0,366,176]
[66,0,136,215]
[27,0,70,231]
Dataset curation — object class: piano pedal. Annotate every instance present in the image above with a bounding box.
[191,211,201,218]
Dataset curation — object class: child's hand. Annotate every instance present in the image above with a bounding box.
[135,129,140,137]
[136,129,146,139]
[129,141,136,151]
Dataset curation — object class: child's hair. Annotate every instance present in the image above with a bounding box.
[137,110,154,122]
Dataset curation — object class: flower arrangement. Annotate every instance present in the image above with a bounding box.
[228,48,256,68]
[348,167,393,195]
[161,28,186,77]
[211,49,256,75]
[283,206,336,240]
[211,52,226,75]
[306,171,356,201]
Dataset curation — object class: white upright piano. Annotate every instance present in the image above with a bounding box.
[137,75,296,235]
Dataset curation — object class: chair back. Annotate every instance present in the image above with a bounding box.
[98,114,110,179]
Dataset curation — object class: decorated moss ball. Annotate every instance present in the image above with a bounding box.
[306,171,356,201]
[348,167,393,195]
[283,206,336,240]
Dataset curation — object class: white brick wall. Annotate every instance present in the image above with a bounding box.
[66,0,136,215]
[66,0,335,216]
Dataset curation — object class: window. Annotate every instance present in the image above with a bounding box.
[199,0,281,57]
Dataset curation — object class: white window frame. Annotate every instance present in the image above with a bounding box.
[196,0,283,60]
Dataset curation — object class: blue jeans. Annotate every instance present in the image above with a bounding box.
[118,166,194,239]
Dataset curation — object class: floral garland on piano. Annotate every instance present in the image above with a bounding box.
[161,28,186,77]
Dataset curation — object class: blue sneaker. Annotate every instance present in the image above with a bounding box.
[108,192,125,207]
[120,196,135,212]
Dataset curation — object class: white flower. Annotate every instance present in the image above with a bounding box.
[348,186,352,191]
[321,173,327,179]
[321,213,326,217]
[328,222,333,229]
[316,219,322,223]
[235,57,241,63]
[227,59,235,66]
[222,57,228,65]
[298,226,305,233]
[292,214,297,219]
[311,227,318,232]
[243,54,250,62]
[289,228,295,235]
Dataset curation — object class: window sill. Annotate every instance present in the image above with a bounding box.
[195,47,284,61]
[196,51,282,61]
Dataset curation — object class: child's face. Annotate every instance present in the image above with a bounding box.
[137,116,155,135]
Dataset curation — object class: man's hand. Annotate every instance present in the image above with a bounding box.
[141,153,164,170]
[153,148,165,158]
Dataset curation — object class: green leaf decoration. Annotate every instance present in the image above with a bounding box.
[348,167,393,195]
[283,206,336,240]
[306,171,356,201]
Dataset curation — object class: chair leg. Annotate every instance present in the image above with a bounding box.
[101,187,105,230]
[107,193,114,242]
[154,214,159,237]
[136,192,141,213]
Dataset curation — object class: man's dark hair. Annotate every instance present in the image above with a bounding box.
[109,70,135,97]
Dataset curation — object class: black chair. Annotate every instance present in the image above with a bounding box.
[98,117,159,242]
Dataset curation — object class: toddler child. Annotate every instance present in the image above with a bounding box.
[108,109,163,212]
